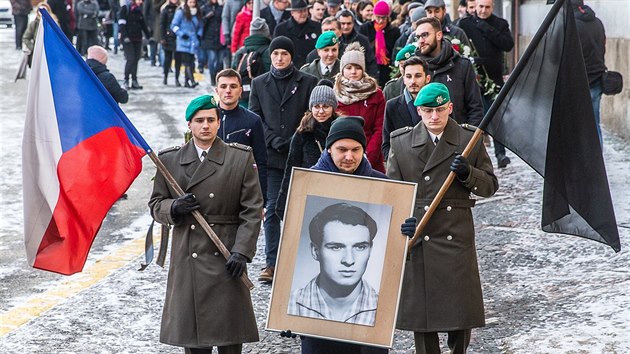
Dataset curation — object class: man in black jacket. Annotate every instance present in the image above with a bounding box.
[273,0,322,69]
[336,10,378,79]
[458,0,514,168]
[86,45,129,104]
[249,36,318,283]
[260,0,291,35]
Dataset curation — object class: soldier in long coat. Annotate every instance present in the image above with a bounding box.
[387,83,498,354]
[149,95,263,354]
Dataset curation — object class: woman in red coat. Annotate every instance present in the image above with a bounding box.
[334,42,386,172]
[230,0,253,54]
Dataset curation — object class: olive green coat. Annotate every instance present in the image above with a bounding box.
[149,139,263,347]
[386,119,498,332]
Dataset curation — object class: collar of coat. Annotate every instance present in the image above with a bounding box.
[411,118,463,172]
[179,138,226,165]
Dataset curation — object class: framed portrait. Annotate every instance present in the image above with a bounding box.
[266,168,417,348]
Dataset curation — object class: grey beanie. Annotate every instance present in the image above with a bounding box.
[340,42,366,72]
[250,17,270,39]
[309,85,338,111]
[410,5,425,24]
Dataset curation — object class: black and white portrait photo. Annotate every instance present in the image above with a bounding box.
[287,195,392,326]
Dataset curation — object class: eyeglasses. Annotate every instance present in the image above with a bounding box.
[416,31,435,40]
[312,105,333,112]
[419,106,449,114]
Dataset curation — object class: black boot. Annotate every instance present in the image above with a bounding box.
[185,67,198,88]
[175,71,181,87]
[163,72,168,85]
[131,79,143,90]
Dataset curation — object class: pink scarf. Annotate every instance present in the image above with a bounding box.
[374,22,389,66]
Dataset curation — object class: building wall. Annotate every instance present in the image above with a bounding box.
[518,0,630,139]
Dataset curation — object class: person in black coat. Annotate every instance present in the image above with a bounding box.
[86,45,129,104]
[249,36,318,283]
[199,0,226,85]
[358,1,400,87]
[260,0,291,35]
[160,0,181,85]
[118,0,151,89]
[273,0,322,69]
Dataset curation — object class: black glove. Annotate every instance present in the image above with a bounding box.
[450,154,471,180]
[225,252,248,278]
[181,33,190,40]
[280,330,297,338]
[170,193,200,219]
[401,217,417,238]
[474,16,492,31]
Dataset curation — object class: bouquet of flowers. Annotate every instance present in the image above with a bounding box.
[451,38,499,100]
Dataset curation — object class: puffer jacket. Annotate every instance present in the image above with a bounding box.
[170,7,202,54]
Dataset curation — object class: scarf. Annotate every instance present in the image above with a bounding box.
[334,75,378,105]
[270,64,295,79]
[374,21,389,66]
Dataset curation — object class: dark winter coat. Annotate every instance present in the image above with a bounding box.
[48,0,72,38]
[119,3,150,42]
[273,17,321,69]
[231,34,271,73]
[249,68,318,170]
[218,105,268,203]
[382,93,419,161]
[87,59,129,104]
[276,118,335,218]
[259,5,290,36]
[9,0,32,16]
[149,139,263,348]
[76,0,100,30]
[387,118,498,332]
[416,39,484,126]
[160,3,178,51]
[339,29,379,79]
[573,4,606,85]
[300,59,340,82]
[441,20,471,49]
[458,14,514,85]
[382,76,403,101]
[146,0,165,41]
[200,1,224,50]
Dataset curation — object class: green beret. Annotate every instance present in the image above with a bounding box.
[315,31,339,49]
[395,44,416,63]
[414,83,451,107]
[185,95,218,121]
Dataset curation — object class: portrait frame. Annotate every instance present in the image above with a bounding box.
[266,168,417,348]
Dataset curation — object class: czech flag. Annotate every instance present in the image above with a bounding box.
[22,10,151,275]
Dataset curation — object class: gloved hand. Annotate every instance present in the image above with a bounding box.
[280,330,297,338]
[450,154,471,180]
[170,193,200,219]
[225,252,248,278]
[474,16,492,31]
[181,33,190,40]
[401,217,417,238]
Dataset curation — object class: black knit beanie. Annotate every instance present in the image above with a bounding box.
[326,116,366,150]
[269,36,295,58]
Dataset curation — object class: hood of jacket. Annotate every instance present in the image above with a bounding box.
[574,4,597,22]
[244,34,271,49]
[86,59,108,75]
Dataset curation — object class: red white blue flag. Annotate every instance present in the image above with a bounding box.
[22,10,150,275]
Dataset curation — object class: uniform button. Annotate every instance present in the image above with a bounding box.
[447,206,452,211]
[209,193,215,198]
[424,176,430,181]
[214,252,220,256]
[424,206,429,211]
[192,252,198,258]
[424,235,430,241]
[447,235,453,241]
[473,186,478,191]
[190,224,196,230]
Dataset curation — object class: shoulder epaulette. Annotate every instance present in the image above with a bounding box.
[158,146,181,155]
[391,126,413,138]
[299,62,310,70]
[460,123,478,132]
[228,142,252,151]
[383,78,398,87]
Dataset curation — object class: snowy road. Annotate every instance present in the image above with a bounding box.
[1,27,629,353]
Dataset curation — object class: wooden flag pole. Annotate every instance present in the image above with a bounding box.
[407,127,484,252]
[148,152,255,290]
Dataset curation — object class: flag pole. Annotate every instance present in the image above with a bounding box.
[147,152,255,290]
[407,0,567,251]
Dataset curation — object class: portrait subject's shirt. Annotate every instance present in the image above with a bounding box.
[287,277,378,326]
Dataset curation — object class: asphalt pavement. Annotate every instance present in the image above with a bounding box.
[0,27,628,353]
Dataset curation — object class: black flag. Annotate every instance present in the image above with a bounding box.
[481,0,620,252]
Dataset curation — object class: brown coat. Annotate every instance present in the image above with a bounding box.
[386,119,498,332]
[149,139,263,347]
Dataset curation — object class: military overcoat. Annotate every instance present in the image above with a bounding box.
[386,119,498,332]
[149,139,263,348]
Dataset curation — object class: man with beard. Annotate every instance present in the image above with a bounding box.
[382,56,431,162]
[273,0,322,69]
[414,17,483,127]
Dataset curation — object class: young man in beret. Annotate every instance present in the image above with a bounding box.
[149,95,264,354]
[300,31,341,81]
[387,83,498,354]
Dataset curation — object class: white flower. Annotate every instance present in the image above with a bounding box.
[451,38,461,45]
[463,46,471,57]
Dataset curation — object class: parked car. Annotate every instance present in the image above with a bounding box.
[0,0,13,28]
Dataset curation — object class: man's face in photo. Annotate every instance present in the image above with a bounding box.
[312,220,372,288]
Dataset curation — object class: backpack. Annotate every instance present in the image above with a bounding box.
[236,45,267,102]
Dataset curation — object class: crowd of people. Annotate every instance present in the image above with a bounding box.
[10,0,609,353]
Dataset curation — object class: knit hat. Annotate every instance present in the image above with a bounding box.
[186,95,218,121]
[249,17,270,39]
[373,1,390,16]
[309,84,338,111]
[395,44,417,63]
[326,116,366,149]
[87,45,108,65]
[423,0,445,9]
[410,5,425,23]
[269,36,294,58]
[340,42,365,72]
[414,82,450,107]
[315,31,338,49]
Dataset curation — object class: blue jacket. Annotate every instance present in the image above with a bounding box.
[170,8,202,54]
[218,105,268,202]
